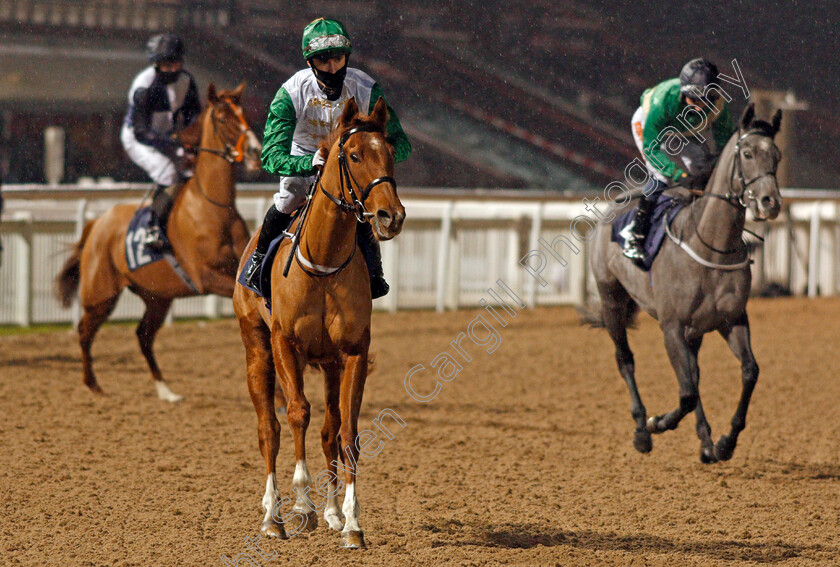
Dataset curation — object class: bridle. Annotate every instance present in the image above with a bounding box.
[707,128,779,209]
[194,97,253,165]
[188,97,255,208]
[318,124,397,222]
[290,124,396,278]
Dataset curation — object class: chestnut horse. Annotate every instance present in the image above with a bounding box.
[56,83,261,402]
[233,97,405,548]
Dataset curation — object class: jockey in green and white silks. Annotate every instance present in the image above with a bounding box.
[623,58,735,265]
[242,18,411,299]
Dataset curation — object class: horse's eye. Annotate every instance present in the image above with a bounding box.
[350,153,360,163]
[743,150,753,159]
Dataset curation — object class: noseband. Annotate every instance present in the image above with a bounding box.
[319,124,397,222]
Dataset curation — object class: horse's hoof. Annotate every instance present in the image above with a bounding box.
[646,416,660,433]
[325,511,345,531]
[261,519,288,539]
[633,428,653,453]
[714,435,736,461]
[155,382,184,403]
[296,510,318,532]
[85,382,104,395]
[700,446,718,464]
[340,530,366,549]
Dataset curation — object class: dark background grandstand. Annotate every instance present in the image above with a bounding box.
[0,0,836,189]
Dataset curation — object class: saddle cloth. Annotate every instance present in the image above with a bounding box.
[125,206,200,293]
[611,194,687,271]
[125,207,167,271]
[237,232,291,305]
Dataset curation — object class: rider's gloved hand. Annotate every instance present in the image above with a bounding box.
[311,148,327,171]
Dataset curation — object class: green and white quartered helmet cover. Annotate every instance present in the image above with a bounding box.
[301,18,353,60]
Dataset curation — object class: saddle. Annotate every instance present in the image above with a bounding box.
[612,192,690,271]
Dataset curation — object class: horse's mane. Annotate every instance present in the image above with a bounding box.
[318,114,387,160]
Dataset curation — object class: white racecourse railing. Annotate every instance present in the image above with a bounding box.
[1,184,839,326]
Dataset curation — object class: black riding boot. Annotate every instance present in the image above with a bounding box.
[622,196,656,265]
[144,183,174,250]
[357,222,389,299]
[243,206,292,289]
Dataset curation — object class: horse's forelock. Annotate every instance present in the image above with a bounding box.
[319,115,387,161]
[746,119,776,139]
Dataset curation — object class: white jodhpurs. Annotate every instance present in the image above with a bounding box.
[121,125,178,187]
[272,175,316,213]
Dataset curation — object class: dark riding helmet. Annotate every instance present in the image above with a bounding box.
[679,58,720,101]
[146,33,185,65]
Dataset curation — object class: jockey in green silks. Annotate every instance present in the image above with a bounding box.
[241,18,411,298]
[623,58,735,265]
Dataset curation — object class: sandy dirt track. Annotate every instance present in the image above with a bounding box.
[1,297,840,566]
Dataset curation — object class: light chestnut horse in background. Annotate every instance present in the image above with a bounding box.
[233,97,405,548]
[56,83,261,402]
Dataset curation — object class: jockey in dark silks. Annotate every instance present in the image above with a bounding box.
[241,18,411,299]
[623,58,735,265]
[121,33,201,250]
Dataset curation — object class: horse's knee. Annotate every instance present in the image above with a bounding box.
[742,361,759,385]
[286,400,311,431]
[680,392,698,413]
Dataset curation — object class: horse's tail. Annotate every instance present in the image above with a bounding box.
[576,300,639,329]
[55,219,96,308]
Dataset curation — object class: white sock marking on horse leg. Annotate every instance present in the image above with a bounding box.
[292,460,312,512]
[341,482,361,533]
[155,381,183,402]
[261,473,279,526]
[323,482,344,530]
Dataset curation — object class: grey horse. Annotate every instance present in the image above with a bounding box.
[588,103,783,463]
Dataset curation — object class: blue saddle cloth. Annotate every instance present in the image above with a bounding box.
[125,207,168,271]
[237,232,291,304]
[611,194,687,271]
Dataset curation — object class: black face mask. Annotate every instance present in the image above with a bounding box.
[156,69,181,86]
[311,63,347,101]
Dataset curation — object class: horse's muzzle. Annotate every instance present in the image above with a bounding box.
[373,207,405,240]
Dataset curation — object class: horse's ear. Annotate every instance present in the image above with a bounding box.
[370,96,389,129]
[231,82,246,101]
[207,83,218,104]
[340,97,359,127]
[771,108,783,137]
[739,102,755,130]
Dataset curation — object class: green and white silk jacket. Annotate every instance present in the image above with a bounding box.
[262,67,411,177]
